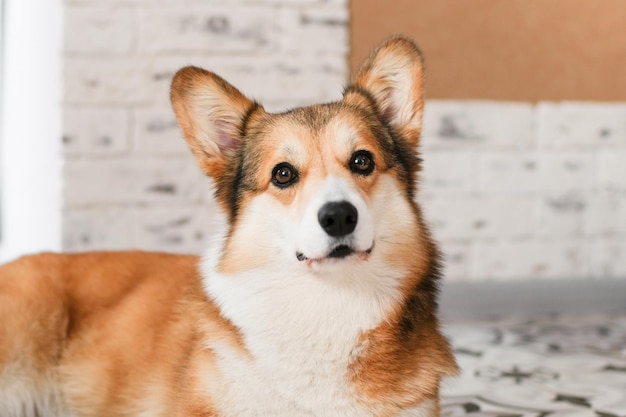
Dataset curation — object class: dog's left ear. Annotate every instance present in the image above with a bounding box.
[170,66,259,178]
[345,36,425,146]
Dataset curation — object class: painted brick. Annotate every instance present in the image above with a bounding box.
[438,242,471,281]
[138,6,276,53]
[72,0,220,3]
[583,191,626,237]
[419,150,475,196]
[535,192,586,238]
[64,156,210,206]
[63,207,134,251]
[597,149,626,190]
[477,151,594,194]
[149,55,346,110]
[149,56,268,105]
[537,102,626,148]
[69,0,346,4]
[422,196,534,241]
[64,6,134,55]
[470,240,590,280]
[589,238,626,278]
[422,101,534,150]
[63,107,129,155]
[134,107,189,155]
[267,56,346,105]
[278,6,349,54]
[134,205,219,254]
[69,0,218,3]
[65,57,155,105]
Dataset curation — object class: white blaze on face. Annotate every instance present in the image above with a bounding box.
[294,175,374,261]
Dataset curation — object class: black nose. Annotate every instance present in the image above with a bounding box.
[318,201,358,237]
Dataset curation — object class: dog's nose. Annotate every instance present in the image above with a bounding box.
[318,201,358,237]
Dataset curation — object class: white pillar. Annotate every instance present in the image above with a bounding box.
[0,0,63,261]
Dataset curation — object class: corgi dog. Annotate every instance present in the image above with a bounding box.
[0,37,457,417]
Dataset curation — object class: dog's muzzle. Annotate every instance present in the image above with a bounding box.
[295,200,371,263]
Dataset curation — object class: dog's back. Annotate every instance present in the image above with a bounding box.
[0,252,209,416]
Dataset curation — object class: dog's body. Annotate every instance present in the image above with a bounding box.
[0,37,457,416]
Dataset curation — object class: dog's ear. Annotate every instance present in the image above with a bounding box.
[170,66,259,178]
[345,37,425,146]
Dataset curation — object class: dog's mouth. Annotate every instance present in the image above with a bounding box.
[296,244,373,263]
[328,244,354,259]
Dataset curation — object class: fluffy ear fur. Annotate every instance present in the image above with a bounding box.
[170,66,259,178]
[345,36,425,146]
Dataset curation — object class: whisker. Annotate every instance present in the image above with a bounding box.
[378,237,405,246]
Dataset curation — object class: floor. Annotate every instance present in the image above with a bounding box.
[441,313,626,417]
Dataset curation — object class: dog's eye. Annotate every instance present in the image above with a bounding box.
[272,163,298,188]
[349,150,374,176]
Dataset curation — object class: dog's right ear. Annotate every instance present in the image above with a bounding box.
[170,66,258,178]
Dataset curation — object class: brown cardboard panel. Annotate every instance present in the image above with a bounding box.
[350,0,626,101]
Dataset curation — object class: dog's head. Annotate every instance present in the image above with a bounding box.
[171,37,431,278]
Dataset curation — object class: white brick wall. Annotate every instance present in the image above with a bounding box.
[421,101,626,281]
[62,2,626,282]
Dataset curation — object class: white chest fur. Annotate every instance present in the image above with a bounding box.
[202,259,405,417]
